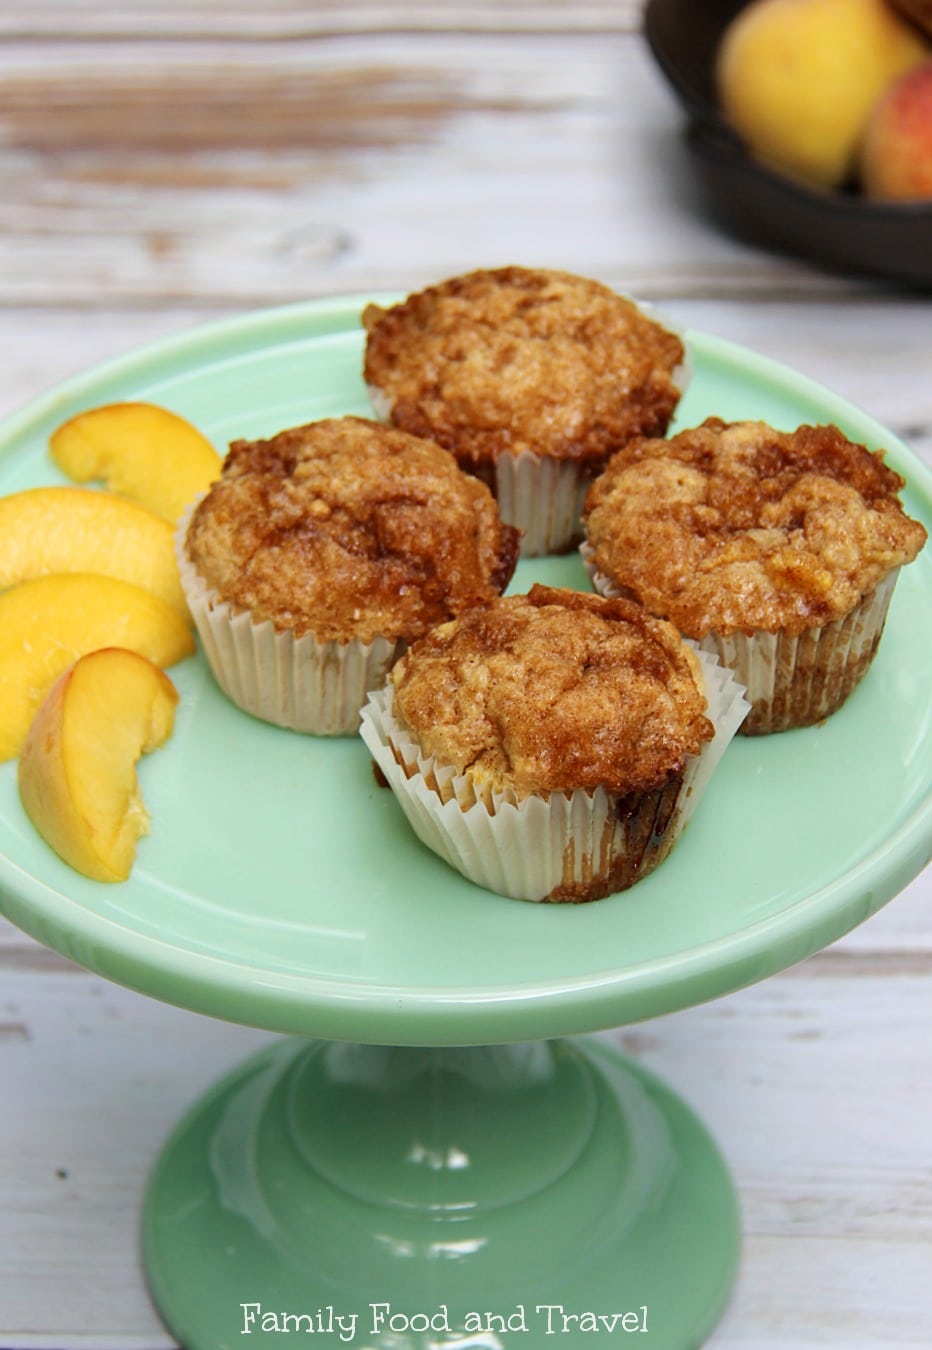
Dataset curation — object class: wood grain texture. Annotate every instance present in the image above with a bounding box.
[0,28,903,303]
[2,1,646,39]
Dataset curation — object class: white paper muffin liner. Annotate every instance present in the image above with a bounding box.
[696,570,900,734]
[176,507,403,735]
[582,542,900,736]
[491,450,592,557]
[490,305,691,557]
[367,384,586,557]
[358,646,749,903]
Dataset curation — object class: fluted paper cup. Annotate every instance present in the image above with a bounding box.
[582,542,900,735]
[696,570,900,734]
[358,647,748,903]
[176,508,402,735]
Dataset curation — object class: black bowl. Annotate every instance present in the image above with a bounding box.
[644,0,932,288]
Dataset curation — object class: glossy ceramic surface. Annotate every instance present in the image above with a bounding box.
[0,296,930,1044]
[144,1036,740,1349]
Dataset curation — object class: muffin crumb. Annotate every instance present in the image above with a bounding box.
[390,584,714,799]
[185,416,520,645]
[584,418,927,638]
[364,266,686,475]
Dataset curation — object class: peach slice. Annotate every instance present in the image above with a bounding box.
[0,573,194,762]
[0,486,188,618]
[50,401,222,522]
[18,648,179,882]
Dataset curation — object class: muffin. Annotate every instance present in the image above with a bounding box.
[363,266,688,556]
[359,585,749,902]
[583,418,927,734]
[179,416,520,734]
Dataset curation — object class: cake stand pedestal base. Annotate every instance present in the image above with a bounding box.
[143,1037,739,1349]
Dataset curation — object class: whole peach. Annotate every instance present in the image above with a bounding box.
[716,0,929,188]
[861,59,932,199]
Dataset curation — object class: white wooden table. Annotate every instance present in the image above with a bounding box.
[1,4,930,1346]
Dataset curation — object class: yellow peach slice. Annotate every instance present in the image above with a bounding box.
[50,401,222,523]
[0,573,194,762]
[0,486,188,619]
[18,648,179,882]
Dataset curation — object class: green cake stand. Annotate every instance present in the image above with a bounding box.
[1,299,930,1349]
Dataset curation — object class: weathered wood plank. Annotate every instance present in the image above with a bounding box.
[0,34,889,303]
[715,1238,932,1348]
[1,1,647,40]
[645,975,932,1345]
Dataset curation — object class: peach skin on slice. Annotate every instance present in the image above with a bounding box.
[0,486,188,619]
[50,401,222,523]
[19,648,179,882]
[0,573,194,762]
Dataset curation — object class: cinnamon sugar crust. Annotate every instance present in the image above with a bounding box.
[185,417,520,644]
[362,267,685,475]
[584,419,927,637]
[389,584,713,798]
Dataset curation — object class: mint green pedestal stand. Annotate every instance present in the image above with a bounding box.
[143,1037,739,1350]
[1,302,930,1350]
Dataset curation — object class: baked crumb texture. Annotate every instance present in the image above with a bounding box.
[390,585,713,798]
[584,418,926,733]
[362,267,686,555]
[179,416,519,734]
[359,585,750,902]
[185,416,519,645]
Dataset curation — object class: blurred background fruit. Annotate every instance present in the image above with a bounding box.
[861,58,932,197]
[715,0,929,189]
[644,0,932,283]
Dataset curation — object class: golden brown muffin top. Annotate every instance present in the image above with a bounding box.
[362,267,685,473]
[389,584,713,798]
[584,419,927,638]
[185,417,520,644]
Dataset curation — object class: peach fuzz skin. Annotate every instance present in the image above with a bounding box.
[861,59,932,199]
